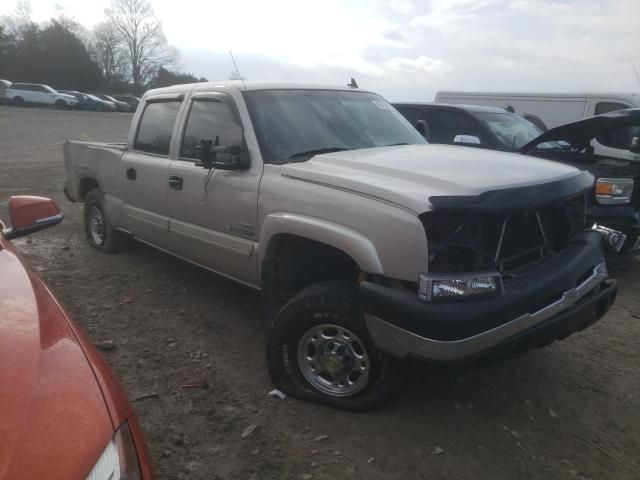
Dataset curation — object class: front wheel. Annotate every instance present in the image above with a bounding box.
[83,188,130,253]
[55,99,67,109]
[266,281,403,411]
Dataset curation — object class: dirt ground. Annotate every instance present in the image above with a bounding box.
[1,105,640,480]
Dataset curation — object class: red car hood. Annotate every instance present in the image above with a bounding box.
[0,245,113,479]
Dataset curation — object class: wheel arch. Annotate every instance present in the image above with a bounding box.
[258,213,384,323]
[258,213,384,275]
[78,176,101,200]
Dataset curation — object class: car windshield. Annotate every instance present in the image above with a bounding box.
[245,89,427,163]
[476,112,567,151]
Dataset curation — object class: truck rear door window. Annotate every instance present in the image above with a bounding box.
[134,100,181,155]
[180,98,242,159]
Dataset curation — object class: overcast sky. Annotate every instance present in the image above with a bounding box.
[2,0,638,101]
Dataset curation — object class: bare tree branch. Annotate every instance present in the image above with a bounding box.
[105,0,175,95]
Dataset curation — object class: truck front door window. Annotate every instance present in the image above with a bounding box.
[134,101,181,155]
[595,102,629,115]
[180,99,242,160]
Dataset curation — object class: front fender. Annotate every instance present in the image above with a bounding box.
[258,213,384,275]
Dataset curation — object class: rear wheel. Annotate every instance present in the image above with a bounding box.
[12,96,24,106]
[266,281,403,411]
[55,99,67,109]
[84,188,129,253]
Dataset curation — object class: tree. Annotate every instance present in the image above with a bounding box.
[106,0,175,95]
[93,21,129,90]
[0,26,17,77]
[148,67,207,89]
[39,20,102,90]
[1,0,32,37]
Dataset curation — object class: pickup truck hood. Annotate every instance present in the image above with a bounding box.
[281,144,584,213]
[520,108,640,153]
[0,245,113,479]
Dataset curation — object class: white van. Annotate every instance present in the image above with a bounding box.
[434,91,640,161]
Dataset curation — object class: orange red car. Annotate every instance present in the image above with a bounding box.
[0,196,154,479]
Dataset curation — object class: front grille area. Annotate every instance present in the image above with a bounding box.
[421,193,587,275]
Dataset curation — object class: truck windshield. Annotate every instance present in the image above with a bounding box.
[476,112,566,151]
[245,89,427,163]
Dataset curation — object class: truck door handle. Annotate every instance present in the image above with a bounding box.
[126,167,137,180]
[169,175,183,190]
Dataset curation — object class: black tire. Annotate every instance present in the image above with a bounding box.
[267,280,404,411]
[12,96,24,106]
[84,188,129,253]
[96,103,104,112]
[55,99,67,109]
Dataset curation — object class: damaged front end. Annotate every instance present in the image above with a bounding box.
[360,171,618,364]
[418,173,597,303]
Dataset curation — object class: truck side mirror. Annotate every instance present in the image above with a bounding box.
[414,120,430,141]
[2,196,63,240]
[453,134,482,147]
[197,139,249,171]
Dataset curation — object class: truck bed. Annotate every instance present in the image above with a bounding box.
[63,140,127,202]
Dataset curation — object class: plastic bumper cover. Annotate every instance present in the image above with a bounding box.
[360,231,617,363]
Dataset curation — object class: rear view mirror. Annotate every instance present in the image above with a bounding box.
[2,196,63,240]
[630,136,640,154]
[453,134,482,146]
[414,120,430,141]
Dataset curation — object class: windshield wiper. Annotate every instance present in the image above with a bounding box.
[385,142,410,146]
[289,147,350,160]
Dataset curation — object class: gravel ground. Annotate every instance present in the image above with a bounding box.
[1,105,640,480]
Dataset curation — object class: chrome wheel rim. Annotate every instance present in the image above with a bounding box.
[90,206,105,245]
[297,324,370,397]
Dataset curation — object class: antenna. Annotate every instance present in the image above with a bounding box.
[633,65,640,88]
[229,50,247,91]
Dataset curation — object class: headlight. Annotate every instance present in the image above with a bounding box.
[418,272,503,302]
[595,178,633,205]
[86,422,141,480]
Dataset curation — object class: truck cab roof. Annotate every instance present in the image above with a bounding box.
[143,81,372,98]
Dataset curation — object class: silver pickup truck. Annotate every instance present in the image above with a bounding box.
[64,82,618,410]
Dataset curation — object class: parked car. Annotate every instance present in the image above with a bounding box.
[4,82,78,109]
[64,82,618,411]
[85,93,118,111]
[435,91,640,161]
[0,195,154,479]
[0,79,10,101]
[59,90,115,112]
[394,103,640,256]
[114,95,141,110]
[94,93,133,112]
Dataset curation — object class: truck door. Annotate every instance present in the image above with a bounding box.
[121,98,182,248]
[588,100,640,161]
[166,92,261,285]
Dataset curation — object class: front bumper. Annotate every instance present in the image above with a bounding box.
[360,231,618,363]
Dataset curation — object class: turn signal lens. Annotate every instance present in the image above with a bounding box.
[595,178,633,205]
